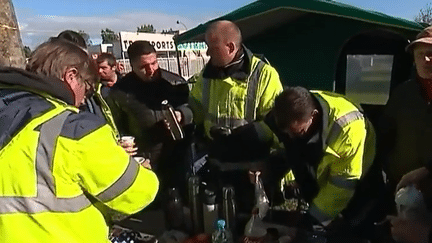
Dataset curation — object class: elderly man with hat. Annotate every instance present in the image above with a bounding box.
[380,26,432,190]
[379,25,432,243]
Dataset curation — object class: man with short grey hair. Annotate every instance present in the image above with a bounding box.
[0,39,159,242]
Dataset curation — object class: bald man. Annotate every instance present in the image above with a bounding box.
[189,20,283,211]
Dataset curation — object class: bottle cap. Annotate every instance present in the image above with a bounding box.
[203,189,216,204]
[216,219,226,229]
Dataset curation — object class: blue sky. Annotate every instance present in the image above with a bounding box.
[13,0,431,49]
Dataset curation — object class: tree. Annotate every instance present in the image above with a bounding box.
[0,0,26,67]
[415,3,432,24]
[137,24,156,33]
[78,30,92,46]
[161,28,179,35]
[101,28,118,44]
[22,46,31,58]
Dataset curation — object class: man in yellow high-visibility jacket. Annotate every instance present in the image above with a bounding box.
[189,20,283,212]
[269,87,376,228]
[0,39,159,242]
[189,20,283,162]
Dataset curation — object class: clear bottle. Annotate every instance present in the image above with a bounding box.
[211,219,233,243]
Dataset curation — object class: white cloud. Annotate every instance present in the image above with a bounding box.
[16,10,214,49]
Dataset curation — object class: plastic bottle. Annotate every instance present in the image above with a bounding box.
[203,188,219,234]
[395,185,432,223]
[211,219,233,243]
[164,187,185,231]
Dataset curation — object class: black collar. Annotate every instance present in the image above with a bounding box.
[0,67,75,105]
[202,45,254,81]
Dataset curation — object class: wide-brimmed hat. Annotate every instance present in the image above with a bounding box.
[406,26,432,52]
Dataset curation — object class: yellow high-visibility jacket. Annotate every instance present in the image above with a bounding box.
[0,71,159,242]
[283,91,376,223]
[95,82,120,138]
[189,53,283,140]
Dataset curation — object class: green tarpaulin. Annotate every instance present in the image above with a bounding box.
[177,0,424,90]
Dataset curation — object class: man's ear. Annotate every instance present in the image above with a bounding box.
[227,42,236,55]
[63,67,79,84]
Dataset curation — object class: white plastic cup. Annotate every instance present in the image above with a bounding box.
[120,136,135,147]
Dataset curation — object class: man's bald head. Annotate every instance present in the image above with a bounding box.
[205,20,243,67]
[206,20,242,47]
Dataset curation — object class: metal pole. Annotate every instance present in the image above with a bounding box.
[174,35,182,77]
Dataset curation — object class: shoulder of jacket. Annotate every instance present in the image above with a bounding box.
[251,55,277,74]
[160,69,187,85]
[60,111,107,140]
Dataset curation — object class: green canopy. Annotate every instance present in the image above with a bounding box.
[177,0,423,43]
[177,0,424,90]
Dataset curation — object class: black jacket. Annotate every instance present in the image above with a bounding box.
[105,68,193,170]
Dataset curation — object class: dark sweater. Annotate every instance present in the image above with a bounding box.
[105,69,192,170]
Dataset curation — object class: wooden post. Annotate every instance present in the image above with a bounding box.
[0,0,25,68]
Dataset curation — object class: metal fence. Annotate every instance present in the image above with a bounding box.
[118,56,209,81]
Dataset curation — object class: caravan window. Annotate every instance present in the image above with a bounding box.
[345,55,393,105]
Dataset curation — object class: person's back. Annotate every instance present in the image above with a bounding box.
[0,40,159,242]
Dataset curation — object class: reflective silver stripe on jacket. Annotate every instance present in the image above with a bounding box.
[201,59,266,126]
[330,176,358,190]
[326,111,364,146]
[96,157,140,202]
[309,203,332,223]
[0,111,92,213]
[245,60,265,122]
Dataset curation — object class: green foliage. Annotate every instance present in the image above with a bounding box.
[415,3,432,24]
[101,28,118,44]
[22,46,31,58]
[78,30,92,46]
[137,24,156,33]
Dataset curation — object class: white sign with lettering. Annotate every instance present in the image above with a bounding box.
[119,31,176,52]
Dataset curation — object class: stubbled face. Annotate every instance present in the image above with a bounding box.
[414,43,432,79]
[98,61,116,81]
[205,32,233,67]
[131,53,159,81]
[277,117,314,139]
[65,69,93,107]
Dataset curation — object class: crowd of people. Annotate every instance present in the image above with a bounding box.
[0,20,432,242]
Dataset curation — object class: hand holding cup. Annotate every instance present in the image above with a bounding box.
[119,136,138,156]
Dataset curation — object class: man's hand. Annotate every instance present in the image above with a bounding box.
[134,157,152,169]
[388,215,431,243]
[248,170,261,184]
[397,167,430,191]
[118,138,138,156]
[174,110,182,123]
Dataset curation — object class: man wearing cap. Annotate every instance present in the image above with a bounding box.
[380,26,432,191]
